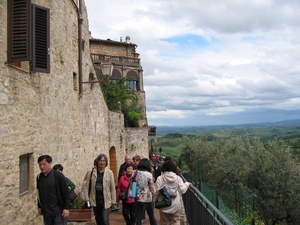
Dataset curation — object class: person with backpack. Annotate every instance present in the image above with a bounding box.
[36,155,71,225]
[53,164,77,202]
[134,158,157,225]
[154,160,192,225]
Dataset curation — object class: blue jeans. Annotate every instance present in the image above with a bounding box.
[135,202,157,225]
[93,205,110,225]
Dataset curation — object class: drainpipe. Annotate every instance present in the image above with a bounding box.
[78,0,83,98]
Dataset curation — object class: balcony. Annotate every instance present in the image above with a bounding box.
[91,53,140,67]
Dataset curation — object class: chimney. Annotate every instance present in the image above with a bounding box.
[120,37,122,42]
[125,36,130,43]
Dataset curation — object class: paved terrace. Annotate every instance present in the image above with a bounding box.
[84,207,161,225]
[73,203,187,225]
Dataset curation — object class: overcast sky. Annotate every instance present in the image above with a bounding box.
[85,0,300,126]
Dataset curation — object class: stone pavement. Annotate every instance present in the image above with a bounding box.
[83,207,161,225]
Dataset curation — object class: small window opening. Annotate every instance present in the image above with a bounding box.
[73,72,78,91]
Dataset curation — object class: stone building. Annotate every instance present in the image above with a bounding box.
[89,36,147,128]
[0,0,148,224]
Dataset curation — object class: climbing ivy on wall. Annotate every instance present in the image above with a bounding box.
[98,76,143,127]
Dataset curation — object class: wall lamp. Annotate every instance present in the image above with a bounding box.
[83,59,113,84]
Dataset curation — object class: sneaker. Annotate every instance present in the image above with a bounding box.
[111,205,119,211]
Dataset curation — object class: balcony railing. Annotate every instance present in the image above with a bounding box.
[180,173,234,225]
[91,53,140,67]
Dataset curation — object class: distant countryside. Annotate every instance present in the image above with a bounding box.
[149,119,300,225]
[150,118,300,164]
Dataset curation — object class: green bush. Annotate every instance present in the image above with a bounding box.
[70,197,86,209]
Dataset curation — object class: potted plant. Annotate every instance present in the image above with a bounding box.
[68,197,94,222]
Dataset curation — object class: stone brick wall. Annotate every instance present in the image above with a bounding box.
[0,0,148,224]
[125,127,149,158]
[90,42,129,57]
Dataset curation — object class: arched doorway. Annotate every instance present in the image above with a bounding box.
[109,147,117,184]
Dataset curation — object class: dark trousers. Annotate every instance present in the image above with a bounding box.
[93,205,110,225]
[135,201,157,225]
[43,214,66,225]
[122,201,136,225]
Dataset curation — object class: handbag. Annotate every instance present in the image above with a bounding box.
[119,191,127,201]
[70,189,78,202]
[155,186,172,209]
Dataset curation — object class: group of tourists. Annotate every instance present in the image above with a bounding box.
[36,153,192,225]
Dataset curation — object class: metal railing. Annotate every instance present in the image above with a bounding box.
[180,174,234,225]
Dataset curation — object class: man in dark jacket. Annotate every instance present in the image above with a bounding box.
[152,159,161,182]
[37,155,71,225]
[117,154,133,182]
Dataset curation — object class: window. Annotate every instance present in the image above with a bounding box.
[73,72,78,90]
[126,70,139,91]
[19,153,32,196]
[8,0,50,73]
[126,80,138,91]
[110,69,122,84]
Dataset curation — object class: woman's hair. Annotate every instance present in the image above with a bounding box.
[95,154,108,167]
[164,156,173,162]
[161,160,177,173]
[53,164,63,171]
[132,155,141,161]
[137,158,152,172]
[125,163,134,170]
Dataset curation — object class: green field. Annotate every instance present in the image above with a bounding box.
[149,123,300,163]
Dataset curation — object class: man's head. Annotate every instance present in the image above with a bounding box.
[38,155,52,175]
[53,164,63,172]
[132,155,141,166]
[125,154,132,165]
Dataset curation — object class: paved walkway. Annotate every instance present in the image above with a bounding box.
[84,207,161,225]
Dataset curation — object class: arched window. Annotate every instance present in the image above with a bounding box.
[110,69,122,84]
[126,70,139,91]
[95,68,121,84]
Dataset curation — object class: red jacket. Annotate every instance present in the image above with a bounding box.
[116,175,135,203]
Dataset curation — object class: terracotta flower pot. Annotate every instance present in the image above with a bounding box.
[68,208,94,222]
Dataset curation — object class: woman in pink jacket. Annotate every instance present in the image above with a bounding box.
[116,164,136,225]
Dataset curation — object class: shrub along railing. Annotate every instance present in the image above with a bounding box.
[180,173,234,225]
[181,159,254,225]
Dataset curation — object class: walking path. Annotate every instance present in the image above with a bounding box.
[84,207,161,225]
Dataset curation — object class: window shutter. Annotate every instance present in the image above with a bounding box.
[8,0,31,62]
[32,4,50,73]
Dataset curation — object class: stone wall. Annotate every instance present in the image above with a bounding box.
[0,0,148,224]
[90,41,129,57]
[125,127,149,158]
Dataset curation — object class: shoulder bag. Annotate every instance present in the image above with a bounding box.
[155,186,172,209]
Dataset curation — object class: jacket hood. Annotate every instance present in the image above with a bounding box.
[162,171,178,183]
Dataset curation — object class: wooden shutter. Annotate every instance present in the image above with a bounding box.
[32,4,50,73]
[8,0,31,62]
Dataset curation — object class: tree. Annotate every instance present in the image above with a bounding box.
[98,76,143,127]
[181,135,300,224]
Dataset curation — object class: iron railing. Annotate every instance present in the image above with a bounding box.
[180,174,234,225]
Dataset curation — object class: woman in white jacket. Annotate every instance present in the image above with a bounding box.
[154,160,192,225]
